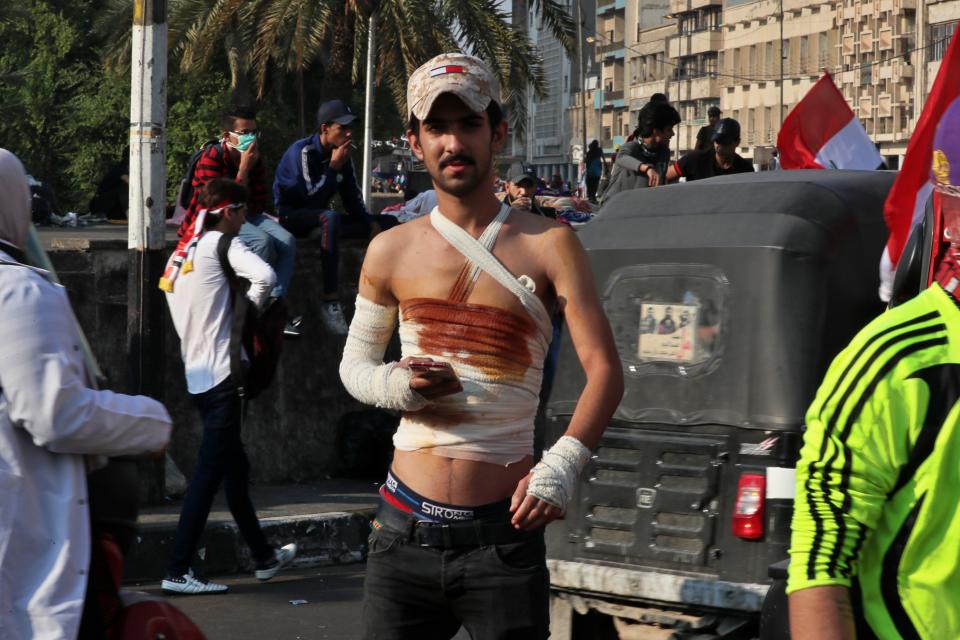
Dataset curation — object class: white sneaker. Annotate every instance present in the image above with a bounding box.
[320,301,349,335]
[161,569,229,595]
[254,542,298,582]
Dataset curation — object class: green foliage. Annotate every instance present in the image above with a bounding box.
[0,0,571,210]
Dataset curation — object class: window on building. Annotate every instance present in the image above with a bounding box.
[704,53,718,76]
[749,45,757,75]
[800,36,809,73]
[930,21,958,62]
[705,6,721,30]
[765,41,775,75]
[734,49,742,77]
[860,54,873,86]
[819,32,830,67]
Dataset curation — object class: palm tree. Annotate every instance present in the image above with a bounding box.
[96,0,575,140]
[253,0,574,136]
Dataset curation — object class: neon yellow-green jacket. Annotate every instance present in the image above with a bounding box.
[788,284,960,639]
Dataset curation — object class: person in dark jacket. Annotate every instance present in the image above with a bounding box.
[273,99,395,334]
[599,102,680,205]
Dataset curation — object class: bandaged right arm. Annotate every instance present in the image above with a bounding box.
[339,296,429,412]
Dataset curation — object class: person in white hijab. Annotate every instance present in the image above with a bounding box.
[0,148,173,640]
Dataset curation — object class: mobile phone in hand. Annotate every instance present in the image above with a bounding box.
[408,358,458,381]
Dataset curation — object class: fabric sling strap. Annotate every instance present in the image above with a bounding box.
[446,203,510,303]
[429,205,553,343]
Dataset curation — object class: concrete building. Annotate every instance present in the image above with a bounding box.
[914,0,957,154]
[668,0,723,152]
[574,0,959,171]
[592,0,671,156]
[833,0,916,164]
[720,0,838,164]
[511,0,597,184]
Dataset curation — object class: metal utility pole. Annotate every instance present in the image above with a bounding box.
[129,0,167,502]
[779,0,785,126]
[576,0,588,183]
[362,12,377,205]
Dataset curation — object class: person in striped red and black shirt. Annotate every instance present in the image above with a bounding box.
[179,105,296,305]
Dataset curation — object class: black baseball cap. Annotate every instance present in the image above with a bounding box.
[508,168,538,186]
[712,118,741,144]
[317,99,358,126]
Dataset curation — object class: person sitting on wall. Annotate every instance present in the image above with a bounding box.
[273,99,399,335]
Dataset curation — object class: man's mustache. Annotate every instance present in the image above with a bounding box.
[439,155,476,169]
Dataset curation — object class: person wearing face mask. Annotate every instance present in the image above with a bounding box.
[0,148,172,639]
[274,99,399,335]
[787,98,960,640]
[598,101,680,206]
[172,105,297,323]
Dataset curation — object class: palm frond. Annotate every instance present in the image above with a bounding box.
[529,0,575,54]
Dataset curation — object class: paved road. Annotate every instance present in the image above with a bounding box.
[133,564,469,640]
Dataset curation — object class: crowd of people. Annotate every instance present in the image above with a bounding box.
[3,45,960,640]
[0,52,624,639]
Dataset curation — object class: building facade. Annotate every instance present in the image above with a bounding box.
[571,0,960,170]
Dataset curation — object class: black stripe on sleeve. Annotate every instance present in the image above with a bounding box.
[805,316,945,581]
[880,493,926,640]
[828,336,948,578]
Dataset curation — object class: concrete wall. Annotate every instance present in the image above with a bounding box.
[46,230,400,486]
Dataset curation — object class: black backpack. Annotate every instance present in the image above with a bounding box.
[216,233,286,400]
[178,141,221,209]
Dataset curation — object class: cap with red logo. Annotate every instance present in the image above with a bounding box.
[406,52,502,122]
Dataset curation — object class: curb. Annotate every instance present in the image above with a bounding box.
[124,509,376,583]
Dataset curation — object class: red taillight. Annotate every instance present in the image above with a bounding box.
[732,473,766,540]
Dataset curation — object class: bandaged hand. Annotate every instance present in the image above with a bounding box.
[526,435,592,512]
[339,296,429,411]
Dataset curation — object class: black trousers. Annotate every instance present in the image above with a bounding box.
[166,379,272,576]
[362,501,550,640]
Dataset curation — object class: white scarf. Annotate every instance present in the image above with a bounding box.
[0,149,31,251]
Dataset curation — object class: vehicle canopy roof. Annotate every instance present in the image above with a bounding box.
[548,170,894,431]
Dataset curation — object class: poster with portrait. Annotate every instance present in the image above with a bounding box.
[638,303,698,363]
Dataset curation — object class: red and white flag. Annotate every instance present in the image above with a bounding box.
[880,29,960,300]
[777,72,883,170]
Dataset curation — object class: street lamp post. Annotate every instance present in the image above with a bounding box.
[576,0,588,184]
[779,0,785,126]
[362,11,376,206]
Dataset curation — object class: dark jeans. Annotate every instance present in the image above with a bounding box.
[586,175,601,202]
[166,379,272,576]
[279,208,400,295]
[362,502,550,640]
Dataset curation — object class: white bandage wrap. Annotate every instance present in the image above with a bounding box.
[526,435,592,512]
[339,296,429,412]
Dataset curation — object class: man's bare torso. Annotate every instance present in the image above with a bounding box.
[367,209,563,505]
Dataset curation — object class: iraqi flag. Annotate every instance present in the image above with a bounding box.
[777,72,883,170]
[879,28,960,301]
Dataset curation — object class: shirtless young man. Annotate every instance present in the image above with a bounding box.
[339,53,623,639]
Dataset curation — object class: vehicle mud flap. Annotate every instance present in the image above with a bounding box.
[759,559,790,639]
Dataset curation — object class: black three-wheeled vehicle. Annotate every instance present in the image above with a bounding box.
[545,170,895,639]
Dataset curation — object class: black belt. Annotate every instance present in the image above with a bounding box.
[374,500,536,549]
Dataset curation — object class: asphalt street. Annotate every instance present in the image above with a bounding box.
[134,564,470,640]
